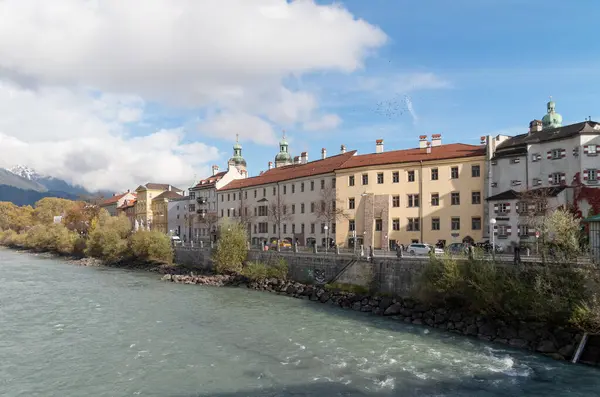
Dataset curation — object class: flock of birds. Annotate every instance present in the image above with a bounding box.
[374,93,414,119]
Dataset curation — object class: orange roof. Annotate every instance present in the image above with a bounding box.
[338,143,485,170]
[192,171,227,189]
[219,151,357,191]
[100,192,136,206]
[117,199,136,210]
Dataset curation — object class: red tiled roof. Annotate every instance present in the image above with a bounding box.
[338,143,485,170]
[99,192,136,206]
[219,151,357,191]
[152,190,185,201]
[117,199,137,210]
[192,171,227,189]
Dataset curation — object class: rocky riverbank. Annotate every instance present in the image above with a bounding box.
[162,273,598,366]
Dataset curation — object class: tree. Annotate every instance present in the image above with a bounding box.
[0,202,33,232]
[63,201,102,236]
[198,211,219,242]
[315,186,348,233]
[268,197,293,243]
[212,220,248,274]
[236,204,256,240]
[33,197,74,225]
[85,209,132,263]
[129,230,173,263]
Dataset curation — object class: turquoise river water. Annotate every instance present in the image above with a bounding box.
[1,248,599,396]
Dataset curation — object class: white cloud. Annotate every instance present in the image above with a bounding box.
[0,0,386,190]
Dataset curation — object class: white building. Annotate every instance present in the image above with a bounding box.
[167,194,190,238]
[98,191,136,216]
[486,100,600,249]
[218,140,356,247]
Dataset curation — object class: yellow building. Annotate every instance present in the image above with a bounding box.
[335,137,486,249]
[151,190,186,234]
[134,183,183,229]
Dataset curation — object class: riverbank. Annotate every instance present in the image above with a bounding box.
[162,273,599,367]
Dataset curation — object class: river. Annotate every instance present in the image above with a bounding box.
[1,248,599,396]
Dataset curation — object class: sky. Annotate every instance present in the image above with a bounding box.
[0,0,598,192]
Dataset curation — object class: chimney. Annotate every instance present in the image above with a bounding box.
[321,147,327,160]
[268,161,273,170]
[293,156,301,164]
[168,185,171,191]
[529,119,542,134]
[419,135,428,149]
[375,139,384,153]
[301,151,308,164]
[340,144,347,154]
[431,134,442,147]
[426,141,432,154]
[211,165,219,176]
[480,136,487,145]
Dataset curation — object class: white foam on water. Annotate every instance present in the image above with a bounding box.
[373,375,395,390]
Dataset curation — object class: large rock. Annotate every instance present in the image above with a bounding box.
[478,323,497,337]
[384,303,403,316]
[319,292,330,303]
[536,340,557,354]
[465,324,478,336]
[379,297,393,310]
[508,339,529,348]
[558,344,575,359]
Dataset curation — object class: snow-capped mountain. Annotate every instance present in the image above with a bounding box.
[7,165,43,181]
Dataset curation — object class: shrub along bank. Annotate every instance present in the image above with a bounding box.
[0,198,173,265]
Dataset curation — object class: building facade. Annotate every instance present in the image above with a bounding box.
[98,191,136,216]
[486,100,600,249]
[218,148,356,247]
[167,195,191,238]
[151,190,186,234]
[134,183,183,229]
[116,198,136,227]
[335,137,486,249]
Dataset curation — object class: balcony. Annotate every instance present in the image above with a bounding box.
[197,197,208,205]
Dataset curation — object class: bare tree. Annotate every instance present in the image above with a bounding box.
[186,211,196,241]
[268,197,293,243]
[198,211,219,242]
[315,185,348,228]
[235,204,256,241]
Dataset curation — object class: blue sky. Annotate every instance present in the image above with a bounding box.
[219,0,598,177]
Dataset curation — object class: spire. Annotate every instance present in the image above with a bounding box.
[542,96,562,130]
[275,129,292,167]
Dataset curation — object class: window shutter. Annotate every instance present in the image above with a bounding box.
[597,170,600,181]
[505,203,511,212]
[583,170,589,181]
[584,145,589,154]
[548,174,553,184]
[547,151,552,159]
[494,204,499,213]
[561,149,566,158]
[506,226,512,236]
[528,228,536,236]
[560,174,566,184]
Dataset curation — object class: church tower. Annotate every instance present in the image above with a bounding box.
[274,131,293,168]
[228,134,248,177]
[542,97,563,130]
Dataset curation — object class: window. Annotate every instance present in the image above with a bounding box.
[551,172,563,185]
[510,158,520,164]
[431,168,438,180]
[471,165,480,177]
[189,192,195,199]
[392,195,400,207]
[258,223,268,233]
[472,191,481,205]
[254,224,257,234]
[283,205,287,215]
[244,191,248,199]
[432,218,440,230]
[291,204,296,214]
[254,207,257,216]
[301,223,305,233]
[310,202,315,213]
[226,194,230,201]
[189,204,195,212]
[551,149,562,159]
[292,224,296,234]
[254,190,257,198]
[331,178,336,188]
[332,223,336,233]
[301,183,305,192]
[283,224,287,234]
[407,218,420,231]
[263,188,266,197]
[321,201,326,212]
[451,192,460,205]
[532,153,541,162]
[348,198,355,209]
[332,200,336,212]
[408,194,420,207]
[348,175,355,186]
[495,203,509,213]
[292,184,295,194]
[431,193,439,206]
[321,223,325,233]
[301,203,305,214]
[272,187,276,196]
[408,170,415,182]
[585,144,598,155]
[310,181,315,191]
[221,209,224,217]
[451,217,460,230]
[273,224,276,234]
[472,217,481,230]
[245,207,248,216]
[349,220,355,231]
[392,218,400,231]
[392,171,399,183]
[519,225,529,237]
[221,195,224,202]
[587,169,598,181]
[258,206,268,216]
[362,173,369,185]
[320,179,325,189]
[451,167,459,179]
[375,219,382,231]
[283,185,287,194]
[377,173,384,184]
[310,223,315,234]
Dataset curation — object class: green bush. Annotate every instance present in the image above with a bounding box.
[129,230,173,263]
[241,258,289,281]
[85,213,131,263]
[213,221,248,274]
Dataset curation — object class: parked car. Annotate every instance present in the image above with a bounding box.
[407,243,443,256]
[270,240,292,250]
[170,235,182,246]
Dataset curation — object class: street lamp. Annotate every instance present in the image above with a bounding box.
[324,225,329,254]
[490,218,497,260]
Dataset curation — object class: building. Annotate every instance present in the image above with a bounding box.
[486,99,600,249]
[218,146,357,247]
[189,141,248,243]
[134,183,183,229]
[585,214,600,262]
[117,198,136,227]
[335,136,486,250]
[98,191,136,216]
[165,194,191,238]
[151,190,186,234]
